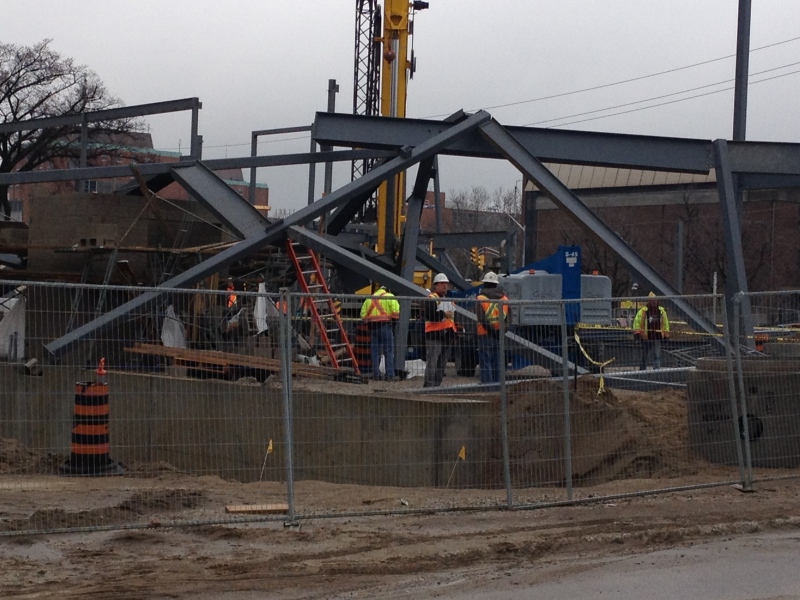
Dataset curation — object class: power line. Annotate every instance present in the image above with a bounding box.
[419,34,800,119]
[544,68,800,129]
[525,61,800,128]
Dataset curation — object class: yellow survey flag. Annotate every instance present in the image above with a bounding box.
[267,439,273,454]
[458,446,466,461]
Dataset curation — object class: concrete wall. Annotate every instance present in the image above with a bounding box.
[0,365,495,487]
[686,358,800,468]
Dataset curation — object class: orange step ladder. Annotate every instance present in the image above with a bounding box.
[285,239,360,374]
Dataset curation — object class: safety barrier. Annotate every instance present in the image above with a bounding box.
[0,281,799,535]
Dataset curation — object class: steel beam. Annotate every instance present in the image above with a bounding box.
[414,248,471,291]
[427,230,509,250]
[0,149,394,186]
[478,118,722,344]
[314,112,800,177]
[170,163,269,239]
[0,98,202,133]
[312,112,713,173]
[44,112,491,357]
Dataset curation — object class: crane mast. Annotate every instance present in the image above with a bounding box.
[352,0,428,253]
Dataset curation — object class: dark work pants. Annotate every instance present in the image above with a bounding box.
[424,336,449,387]
[370,322,395,379]
[640,339,662,370]
[478,334,500,383]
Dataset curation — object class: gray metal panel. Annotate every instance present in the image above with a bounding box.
[170,163,270,239]
[477,118,722,344]
[312,112,714,173]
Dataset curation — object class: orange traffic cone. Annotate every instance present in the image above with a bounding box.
[61,358,124,476]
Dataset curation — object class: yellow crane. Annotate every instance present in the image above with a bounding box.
[354,1,429,255]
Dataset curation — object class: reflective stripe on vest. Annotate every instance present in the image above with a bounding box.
[364,290,391,322]
[476,295,508,335]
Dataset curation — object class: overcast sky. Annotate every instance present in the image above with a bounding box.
[3,1,800,213]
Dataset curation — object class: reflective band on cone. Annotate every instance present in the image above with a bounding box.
[60,380,123,476]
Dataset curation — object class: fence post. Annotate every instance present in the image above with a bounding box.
[560,303,573,501]
[720,296,748,487]
[498,299,513,508]
[279,288,297,522]
[731,296,754,490]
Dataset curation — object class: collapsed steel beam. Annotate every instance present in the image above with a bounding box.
[45,111,492,359]
[170,163,270,239]
[289,226,585,374]
[477,118,723,346]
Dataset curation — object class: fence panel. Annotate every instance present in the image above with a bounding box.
[0,281,290,535]
[3,280,800,535]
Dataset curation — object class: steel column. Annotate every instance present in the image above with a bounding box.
[733,0,751,141]
[395,156,436,374]
[713,139,755,347]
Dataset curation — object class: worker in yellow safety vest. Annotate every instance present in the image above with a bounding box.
[633,292,670,370]
[475,271,510,384]
[423,273,457,387]
[360,285,400,380]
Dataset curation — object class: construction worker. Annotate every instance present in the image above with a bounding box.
[476,271,510,384]
[423,273,457,387]
[633,292,670,370]
[360,284,400,380]
[226,280,237,308]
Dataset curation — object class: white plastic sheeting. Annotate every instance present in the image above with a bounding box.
[253,283,269,335]
[161,305,187,349]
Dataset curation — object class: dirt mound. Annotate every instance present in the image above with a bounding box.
[484,377,697,486]
[0,438,63,475]
[0,488,207,532]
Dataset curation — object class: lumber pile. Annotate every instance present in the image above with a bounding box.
[125,343,352,380]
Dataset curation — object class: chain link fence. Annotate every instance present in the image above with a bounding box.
[1,280,799,535]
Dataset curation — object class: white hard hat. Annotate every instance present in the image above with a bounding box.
[433,273,450,284]
[482,271,499,284]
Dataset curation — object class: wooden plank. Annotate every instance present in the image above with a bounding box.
[225,503,288,514]
[125,343,352,379]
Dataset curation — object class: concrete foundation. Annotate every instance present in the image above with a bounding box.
[0,365,493,487]
[686,358,800,468]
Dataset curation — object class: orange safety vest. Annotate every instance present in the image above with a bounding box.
[362,289,393,322]
[425,293,457,334]
[226,284,237,308]
[476,294,509,336]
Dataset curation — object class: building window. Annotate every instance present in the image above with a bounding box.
[83,180,98,194]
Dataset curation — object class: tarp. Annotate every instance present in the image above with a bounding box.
[161,305,187,349]
[254,283,269,334]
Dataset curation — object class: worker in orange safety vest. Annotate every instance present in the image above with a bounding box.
[423,273,457,388]
[475,271,509,384]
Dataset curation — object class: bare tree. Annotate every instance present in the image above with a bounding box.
[0,40,138,219]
